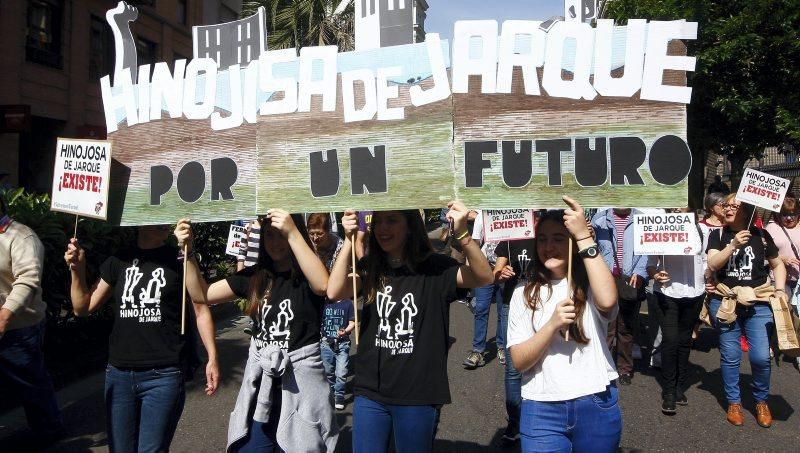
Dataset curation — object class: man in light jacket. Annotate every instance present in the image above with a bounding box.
[592,208,650,385]
[0,200,63,444]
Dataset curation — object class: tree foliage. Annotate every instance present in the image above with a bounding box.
[243,0,355,51]
[606,0,800,184]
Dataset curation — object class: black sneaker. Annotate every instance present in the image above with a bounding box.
[662,395,677,415]
[462,351,485,369]
[618,373,632,386]
[676,393,688,406]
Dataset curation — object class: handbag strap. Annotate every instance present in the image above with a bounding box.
[778,224,800,261]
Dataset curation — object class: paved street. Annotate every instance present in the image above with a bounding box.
[2,300,799,452]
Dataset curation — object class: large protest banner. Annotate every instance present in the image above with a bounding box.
[100,3,696,225]
[51,138,112,220]
[735,168,790,212]
[633,212,701,256]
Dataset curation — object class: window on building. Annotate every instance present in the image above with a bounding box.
[136,38,158,67]
[178,0,188,25]
[89,15,114,81]
[26,0,63,68]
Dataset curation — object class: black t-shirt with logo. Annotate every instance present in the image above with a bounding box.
[496,239,536,304]
[354,253,460,406]
[226,268,325,351]
[706,227,778,288]
[100,246,187,368]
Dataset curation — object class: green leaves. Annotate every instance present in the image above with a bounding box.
[608,0,800,181]
[243,0,354,51]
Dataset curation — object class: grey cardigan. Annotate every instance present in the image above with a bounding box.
[227,341,338,452]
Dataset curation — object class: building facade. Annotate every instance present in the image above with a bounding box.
[354,0,428,51]
[0,0,241,191]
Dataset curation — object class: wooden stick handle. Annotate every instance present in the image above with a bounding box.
[181,244,188,335]
[73,215,79,239]
[351,239,359,346]
[565,239,573,342]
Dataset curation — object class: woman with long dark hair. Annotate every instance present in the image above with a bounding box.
[506,197,620,452]
[706,194,786,428]
[327,203,493,453]
[179,210,337,452]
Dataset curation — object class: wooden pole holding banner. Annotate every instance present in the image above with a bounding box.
[565,240,573,342]
[747,206,756,230]
[181,244,188,335]
[73,215,79,239]
[351,239,359,346]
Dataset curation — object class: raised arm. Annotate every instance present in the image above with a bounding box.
[449,201,493,288]
[707,230,751,272]
[64,238,113,316]
[563,196,616,314]
[174,219,244,306]
[267,209,328,296]
[328,210,360,301]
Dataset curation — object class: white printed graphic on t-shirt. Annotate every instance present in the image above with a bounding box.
[518,249,532,275]
[725,246,755,280]
[119,259,163,323]
[254,299,293,349]
[375,286,416,355]
[121,259,143,309]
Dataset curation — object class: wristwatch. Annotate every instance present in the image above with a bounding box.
[578,244,599,259]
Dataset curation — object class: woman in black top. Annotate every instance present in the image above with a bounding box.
[179,210,333,452]
[65,224,219,453]
[327,202,493,453]
[706,194,787,428]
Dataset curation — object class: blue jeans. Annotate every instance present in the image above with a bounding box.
[105,364,186,453]
[501,302,521,436]
[0,321,63,435]
[708,297,773,403]
[472,283,505,352]
[520,385,621,453]
[320,339,350,401]
[353,396,438,453]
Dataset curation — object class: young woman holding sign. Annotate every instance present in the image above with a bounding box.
[178,211,338,452]
[706,194,787,428]
[327,203,493,453]
[506,197,620,452]
[646,208,709,414]
[64,225,219,453]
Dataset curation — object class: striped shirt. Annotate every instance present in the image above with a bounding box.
[612,211,628,276]
[237,220,260,267]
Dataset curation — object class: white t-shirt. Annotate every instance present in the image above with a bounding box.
[506,279,619,402]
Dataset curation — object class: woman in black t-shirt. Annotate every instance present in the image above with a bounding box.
[179,210,334,452]
[327,202,493,453]
[706,194,787,428]
[65,224,219,453]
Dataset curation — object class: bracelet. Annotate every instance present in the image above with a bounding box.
[177,248,196,261]
[575,234,592,242]
[454,230,470,241]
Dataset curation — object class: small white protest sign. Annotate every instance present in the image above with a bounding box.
[50,138,112,219]
[633,213,700,256]
[483,209,536,242]
[736,168,790,212]
[226,225,247,256]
